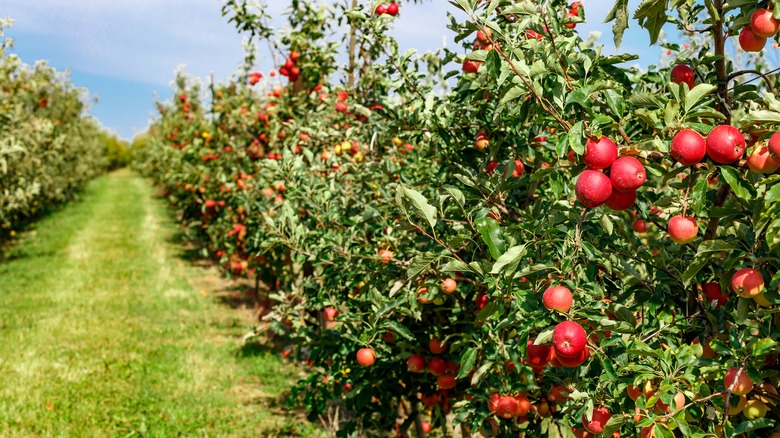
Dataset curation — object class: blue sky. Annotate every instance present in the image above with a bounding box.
[4,0,655,141]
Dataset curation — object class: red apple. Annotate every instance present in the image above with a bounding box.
[463,59,482,74]
[606,188,637,211]
[421,422,432,433]
[632,219,648,233]
[582,407,612,434]
[552,320,587,358]
[724,367,753,395]
[575,170,613,208]
[557,347,589,367]
[476,26,493,43]
[475,132,490,150]
[386,2,399,16]
[751,9,780,38]
[437,374,456,389]
[671,129,707,165]
[610,156,646,192]
[375,4,387,15]
[428,357,447,376]
[668,215,698,244]
[356,348,376,367]
[543,286,573,312]
[701,282,728,307]
[495,396,519,418]
[407,354,426,373]
[430,337,447,354]
[769,131,780,158]
[583,136,618,169]
[475,293,488,309]
[504,159,525,178]
[442,278,457,294]
[324,307,338,321]
[730,267,764,298]
[670,64,695,88]
[739,26,767,52]
[706,125,745,164]
[514,394,531,416]
[525,340,553,370]
[747,143,780,173]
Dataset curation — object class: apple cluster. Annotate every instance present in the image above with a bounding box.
[574,136,647,210]
[375,2,399,17]
[740,8,780,52]
[279,51,301,82]
[462,26,494,74]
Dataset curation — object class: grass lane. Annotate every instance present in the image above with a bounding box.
[0,169,315,437]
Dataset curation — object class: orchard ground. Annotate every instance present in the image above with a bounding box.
[0,169,320,437]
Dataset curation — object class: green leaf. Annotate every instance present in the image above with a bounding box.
[683,84,717,113]
[605,0,630,49]
[534,329,554,345]
[384,321,414,341]
[601,411,627,435]
[720,166,755,200]
[406,252,439,280]
[457,347,478,379]
[475,217,506,260]
[633,0,669,44]
[568,121,585,155]
[750,338,777,357]
[490,244,527,275]
[470,361,492,386]
[681,240,737,285]
[443,186,465,208]
[401,185,438,230]
[485,49,501,82]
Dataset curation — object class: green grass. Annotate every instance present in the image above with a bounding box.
[0,170,318,437]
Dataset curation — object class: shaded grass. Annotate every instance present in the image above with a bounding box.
[0,170,319,437]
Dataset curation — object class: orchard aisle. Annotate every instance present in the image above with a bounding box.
[0,170,316,437]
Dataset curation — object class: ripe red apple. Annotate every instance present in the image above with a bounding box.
[437,374,456,389]
[475,132,490,150]
[324,307,338,321]
[610,162,643,195]
[583,136,618,169]
[747,143,780,173]
[670,64,695,88]
[671,129,707,165]
[428,357,447,376]
[442,278,457,294]
[335,101,348,113]
[514,394,531,416]
[375,4,387,15]
[552,320,587,358]
[739,26,767,52]
[543,286,573,312]
[769,131,780,157]
[377,249,393,264]
[386,2,399,16]
[476,26,493,43]
[421,422,432,433]
[495,396,520,418]
[356,347,376,367]
[668,215,698,244]
[462,59,481,74]
[556,347,589,367]
[632,219,648,233]
[724,367,753,395]
[701,282,728,307]
[430,337,447,354]
[407,354,426,373]
[575,170,613,208]
[582,407,611,434]
[729,267,764,298]
[504,159,525,178]
[525,340,553,370]
[751,9,780,38]
[606,188,637,211]
[486,161,499,174]
[475,293,488,309]
[706,125,745,164]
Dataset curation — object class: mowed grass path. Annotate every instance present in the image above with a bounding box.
[0,170,314,437]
